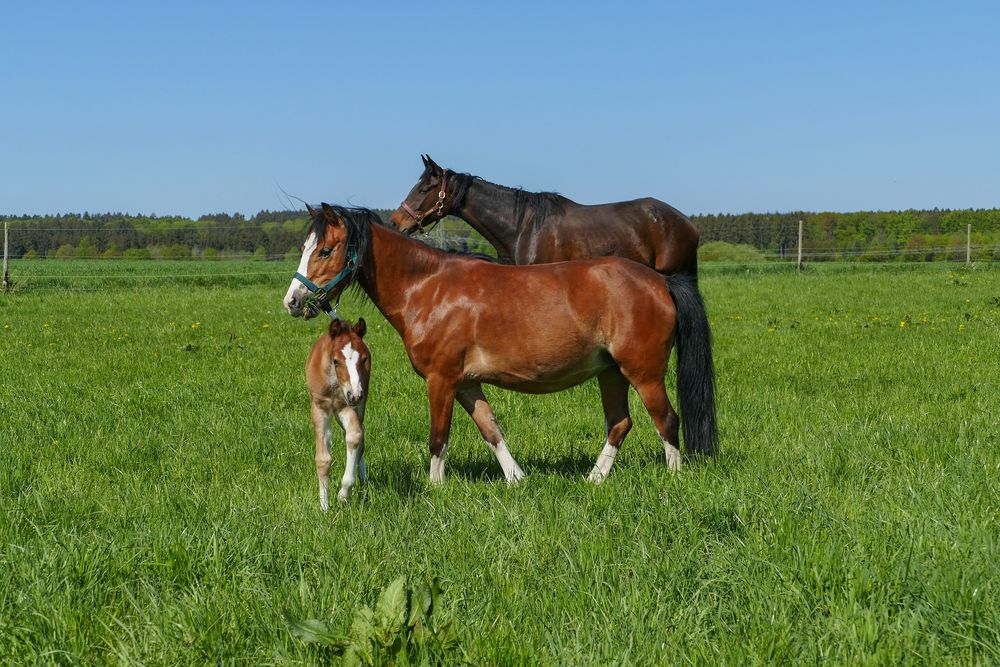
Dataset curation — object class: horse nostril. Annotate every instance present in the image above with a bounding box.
[289,296,298,308]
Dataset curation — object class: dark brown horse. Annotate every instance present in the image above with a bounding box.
[284,204,717,485]
[390,154,701,276]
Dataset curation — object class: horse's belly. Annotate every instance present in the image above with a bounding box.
[465,348,610,394]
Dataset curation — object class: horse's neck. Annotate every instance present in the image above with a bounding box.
[454,179,521,261]
[357,224,440,332]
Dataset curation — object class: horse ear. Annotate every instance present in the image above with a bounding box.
[425,154,442,174]
[421,154,429,167]
[328,318,347,337]
[353,317,367,339]
[306,203,318,218]
[320,202,343,227]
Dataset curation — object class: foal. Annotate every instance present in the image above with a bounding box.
[305,318,371,508]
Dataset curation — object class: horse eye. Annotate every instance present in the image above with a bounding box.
[319,247,333,258]
[419,186,431,193]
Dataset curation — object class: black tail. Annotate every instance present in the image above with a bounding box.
[665,274,718,457]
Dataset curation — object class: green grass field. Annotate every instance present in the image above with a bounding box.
[1,260,998,664]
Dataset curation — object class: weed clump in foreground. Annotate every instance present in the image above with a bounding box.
[284,576,458,665]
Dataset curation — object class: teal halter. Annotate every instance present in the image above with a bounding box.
[293,246,359,317]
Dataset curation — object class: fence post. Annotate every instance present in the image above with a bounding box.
[2,222,9,291]
[966,224,972,267]
[797,219,803,272]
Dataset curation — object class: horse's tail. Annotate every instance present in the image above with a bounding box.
[665,274,718,457]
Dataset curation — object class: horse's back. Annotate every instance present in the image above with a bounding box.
[524,196,700,276]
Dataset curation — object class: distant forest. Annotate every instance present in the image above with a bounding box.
[3,207,999,262]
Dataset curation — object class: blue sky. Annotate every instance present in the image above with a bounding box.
[2,1,998,218]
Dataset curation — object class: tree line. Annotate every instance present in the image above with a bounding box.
[3,207,998,261]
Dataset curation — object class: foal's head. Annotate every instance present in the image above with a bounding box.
[327,317,370,406]
[390,154,466,234]
[284,203,373,319]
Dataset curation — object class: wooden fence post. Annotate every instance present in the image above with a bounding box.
[2,222,9,291]
[966,224,972,267]
[797,219,803,272]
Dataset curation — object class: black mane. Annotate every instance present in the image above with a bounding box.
[463,174,565,230]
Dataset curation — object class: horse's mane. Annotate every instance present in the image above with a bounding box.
[456,172,566,230]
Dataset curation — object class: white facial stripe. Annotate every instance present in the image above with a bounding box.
[284,233,318,306]
[341,342,362,397]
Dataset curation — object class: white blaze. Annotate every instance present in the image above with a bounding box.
[341,342,362,400]
[284,233,317,312]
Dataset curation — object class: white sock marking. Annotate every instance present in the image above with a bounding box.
[664,441,682,471]
[337,407,363,502]
[492,439,525,483]
[429,442,449,484]
[588,441,619,483]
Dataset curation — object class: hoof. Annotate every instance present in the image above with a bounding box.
[664,444,682,471]
[587,467,607,484]
[506,467,526,485]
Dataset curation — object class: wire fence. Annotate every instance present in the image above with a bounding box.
[2,222,997,294]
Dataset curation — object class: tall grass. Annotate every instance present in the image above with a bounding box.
[1,262,997,663]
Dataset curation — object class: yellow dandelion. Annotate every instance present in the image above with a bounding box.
[899,320,907,328]
[43,322,50,328]
[262,322,271,329]
[191,322,202,329]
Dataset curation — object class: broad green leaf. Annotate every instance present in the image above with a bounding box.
[349,606,375,646]
[409,580,431,628]
[375,575,408,632]
[282,610,343,647]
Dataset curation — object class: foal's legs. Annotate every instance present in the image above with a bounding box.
[426,376,456,484]
[457,385,525,484]
[334,405,365,502]
[630,378,682,471]
[311,402,333,510]
[588,368,634,483]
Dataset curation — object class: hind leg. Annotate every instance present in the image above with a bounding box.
[456,385,525,483]
[629,378,682,471]
[588,368,633,483]
[426,376,456,484]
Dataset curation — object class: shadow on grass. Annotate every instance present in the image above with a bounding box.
[447,449,596,482]
[365,443,732,495]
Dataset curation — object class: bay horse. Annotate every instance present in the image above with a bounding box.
[390,154,701,277]
[284,204,716,485]
[305,317,371,507]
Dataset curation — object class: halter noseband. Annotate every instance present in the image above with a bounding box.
[294,244,359,318]
[401,169,449,232]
